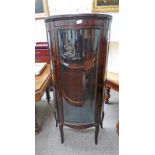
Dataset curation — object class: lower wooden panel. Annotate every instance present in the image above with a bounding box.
[35,56,50,63]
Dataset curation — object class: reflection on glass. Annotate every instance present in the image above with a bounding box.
[57,29,101,124]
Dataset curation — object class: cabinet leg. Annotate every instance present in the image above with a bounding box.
[56,121,58,127]
[35,108,41,134]
[59,123,64,144]
[46,87,50,104]
[100,123,103,129]
[104,86,111,104]
[54,109,58,127]
[95,125,99,145]
[100,111,104,129]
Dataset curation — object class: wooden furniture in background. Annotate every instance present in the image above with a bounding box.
[105,72,119,103]
[105,72,119,134]
[35,64,52,134]
[45,14,112,144]
[35,42,53,90]
[35,42,50,63]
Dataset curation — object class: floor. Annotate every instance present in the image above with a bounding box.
[35,90,119,155]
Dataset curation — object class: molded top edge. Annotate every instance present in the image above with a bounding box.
[45,13,112,23]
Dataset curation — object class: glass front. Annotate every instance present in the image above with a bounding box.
[57,29,101,124]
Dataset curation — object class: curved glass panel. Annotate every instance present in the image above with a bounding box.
[57,29,101,124]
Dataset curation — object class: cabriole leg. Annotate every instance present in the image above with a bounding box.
[59,123,64,144]
[95,125,99,145]
[100,111,104,129]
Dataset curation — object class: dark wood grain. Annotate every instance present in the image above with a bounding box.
[45,14,112,144]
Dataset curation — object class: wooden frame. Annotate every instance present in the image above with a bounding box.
[92,0,119,12]
[35,0,49,19]
[45,14,112,144]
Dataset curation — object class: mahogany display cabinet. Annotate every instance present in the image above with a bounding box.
[45,14,112,144]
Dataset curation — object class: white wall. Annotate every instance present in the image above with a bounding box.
[35,19,47,42]
[107,42,119,73]
[35,0,119,73]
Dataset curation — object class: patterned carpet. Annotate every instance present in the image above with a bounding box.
[35,90,119,155]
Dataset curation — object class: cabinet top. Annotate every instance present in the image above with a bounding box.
[45,13,112,23]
